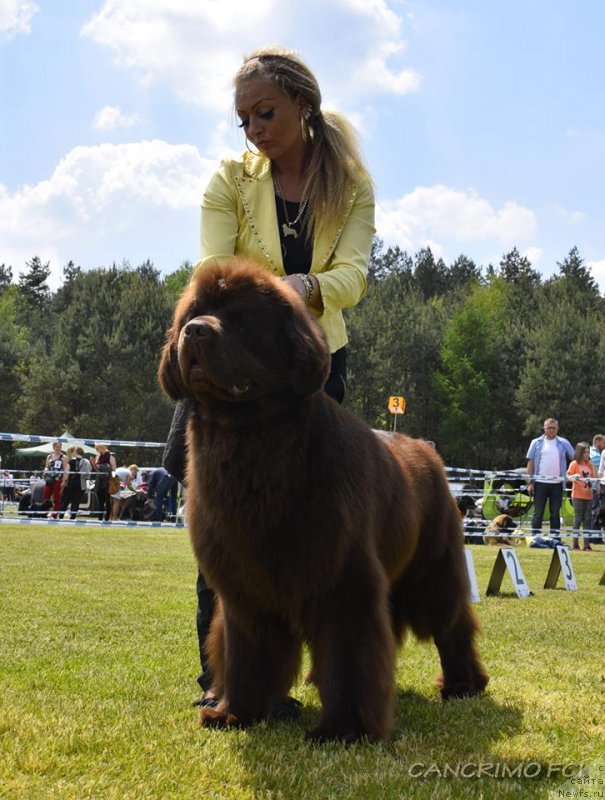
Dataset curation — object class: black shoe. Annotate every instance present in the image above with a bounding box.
[192,693,302,719]
[272,697,303,721]
[193,694,219,709]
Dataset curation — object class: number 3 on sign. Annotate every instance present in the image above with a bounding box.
[544,546,578,591]
[388,396,406,415]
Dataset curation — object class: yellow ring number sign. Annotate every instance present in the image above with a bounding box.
[388,396,406,415]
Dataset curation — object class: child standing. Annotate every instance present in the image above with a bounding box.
[566,442,596,551]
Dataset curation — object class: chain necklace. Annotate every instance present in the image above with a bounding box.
[273,172,307,239]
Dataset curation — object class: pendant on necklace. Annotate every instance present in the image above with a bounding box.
[282,223,298,239]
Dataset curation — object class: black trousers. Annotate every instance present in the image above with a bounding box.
[531,481,564,536]
[60,483,83,519]
[162,347,347,693]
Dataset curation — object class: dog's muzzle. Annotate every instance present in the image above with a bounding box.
[182,316,222,340]
[178,316,252,399]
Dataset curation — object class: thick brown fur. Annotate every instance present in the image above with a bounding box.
[159,259,488,743]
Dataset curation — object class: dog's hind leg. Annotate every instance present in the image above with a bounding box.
[432,603,489,699]
[389,519,488,699]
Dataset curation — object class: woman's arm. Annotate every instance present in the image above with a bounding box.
[313,179,375,316]
[199,165,240,264]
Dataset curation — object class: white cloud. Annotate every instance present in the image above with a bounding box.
[339,0,401,33]
[376,185,537,257]
[588,259,605,291]
[0,141,218,285]
[93,105,144,132]
[80,0,267,113]
[80,0,420,113]
[353,41,422,95]
[0,0,38,39]
[550,202,585,225]
[523,247,542,264]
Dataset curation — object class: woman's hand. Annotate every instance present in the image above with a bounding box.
[281,274,323,311]
[281,274,306,301]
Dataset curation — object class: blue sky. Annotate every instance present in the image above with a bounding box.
[1,0,604,290]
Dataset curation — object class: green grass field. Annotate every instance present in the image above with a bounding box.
[0,523,603,800]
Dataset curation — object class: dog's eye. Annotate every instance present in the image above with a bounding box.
[189,304,207,319]
[228,312,249,332]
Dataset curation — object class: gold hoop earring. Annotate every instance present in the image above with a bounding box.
[300,107,312,144]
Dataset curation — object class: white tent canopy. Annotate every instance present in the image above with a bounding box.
[15,431,97,458]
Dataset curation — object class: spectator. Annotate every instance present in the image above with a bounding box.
[589,434,605,516]
[115,464,131,484]
[526,418,574,545]
[116,464,145,520]
[597,447,605,518]
[1,471,15,501]
[589,434,604,471]
[60,446,92,519]
[567,442,596,551]
[110,463,132,520]
[146,467,177,521]
[127,464,140,487]
[43,441,67,519]
[18,473,49,516]
[91,444,117,521]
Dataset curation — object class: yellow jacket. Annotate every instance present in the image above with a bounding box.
[195,152,375,352]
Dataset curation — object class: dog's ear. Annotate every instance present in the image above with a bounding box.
[284,308,331,398]
[158,331,187,401]
[158,287,192,401]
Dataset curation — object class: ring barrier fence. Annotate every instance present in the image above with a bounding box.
[1,431,605,541]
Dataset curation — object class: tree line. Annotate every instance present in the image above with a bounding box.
[1,244,604,470]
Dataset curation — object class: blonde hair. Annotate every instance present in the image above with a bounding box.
[234,46,372,237]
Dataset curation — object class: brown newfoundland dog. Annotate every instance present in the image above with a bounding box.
[159,259,488,743]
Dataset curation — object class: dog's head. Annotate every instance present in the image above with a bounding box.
[456,495,477,517]
[159,259,331,409]
[489,514,517,532]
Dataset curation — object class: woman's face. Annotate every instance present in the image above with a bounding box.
[235,76,305,163]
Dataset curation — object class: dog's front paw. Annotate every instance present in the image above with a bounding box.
[199,701,241,728]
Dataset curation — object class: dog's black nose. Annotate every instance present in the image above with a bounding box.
[183,318,217,338]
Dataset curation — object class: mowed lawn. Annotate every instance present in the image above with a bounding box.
[0,523,603,800]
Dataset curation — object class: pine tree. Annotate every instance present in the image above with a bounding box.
[18,256,51,308]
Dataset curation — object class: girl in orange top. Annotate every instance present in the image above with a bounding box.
[566,442,596,551]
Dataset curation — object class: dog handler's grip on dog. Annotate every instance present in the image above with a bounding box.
[161,46,376,711]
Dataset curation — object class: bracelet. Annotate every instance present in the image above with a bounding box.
[294,273,313,305]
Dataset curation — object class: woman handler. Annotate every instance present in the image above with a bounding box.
[162,45,375,711]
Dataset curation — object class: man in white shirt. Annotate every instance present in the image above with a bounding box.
[526,418,574,542]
